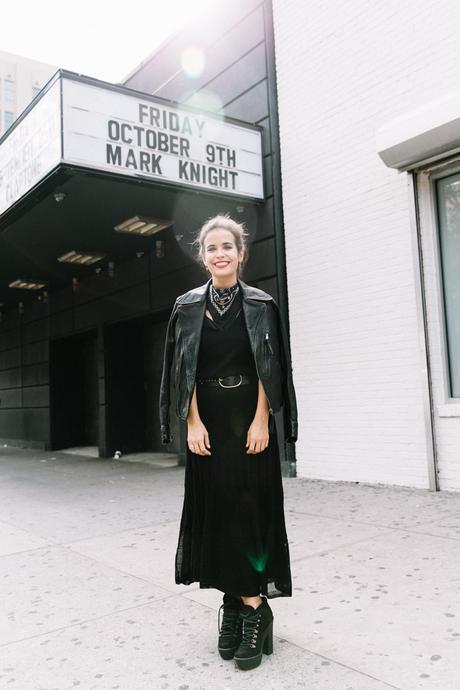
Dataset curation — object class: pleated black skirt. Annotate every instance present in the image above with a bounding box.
[175,375,292,599]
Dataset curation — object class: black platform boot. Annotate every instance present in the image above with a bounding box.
[234,596,274,671]
[217,593,243,660]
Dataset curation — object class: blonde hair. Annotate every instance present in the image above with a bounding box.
[193,213,249,277]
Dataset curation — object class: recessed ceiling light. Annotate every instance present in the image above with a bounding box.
[9,279,46,290]
[114,215,171,236]
[57,250,106,265]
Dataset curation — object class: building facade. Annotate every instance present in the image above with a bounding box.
[0,50,57,137]
[0,1,295,473]
[7,1,458,492]
[273,0,460,490]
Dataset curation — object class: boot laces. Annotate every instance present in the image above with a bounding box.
[241,612,261,648]
[218,604,240,636]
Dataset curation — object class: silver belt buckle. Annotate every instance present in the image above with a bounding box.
[218,374,243,388]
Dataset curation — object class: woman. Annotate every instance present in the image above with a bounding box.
[159,214,298,671]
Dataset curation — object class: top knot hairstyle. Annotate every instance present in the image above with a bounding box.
[193,214,250,278]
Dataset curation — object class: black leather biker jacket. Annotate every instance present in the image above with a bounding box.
[159,278,298,451]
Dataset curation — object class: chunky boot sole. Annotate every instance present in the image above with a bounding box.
[218,645,238,660]
[234,620,273,671]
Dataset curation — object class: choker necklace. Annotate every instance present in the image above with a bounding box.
[209,282,239,316]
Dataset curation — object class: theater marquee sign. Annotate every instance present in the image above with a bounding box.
[0,71,264,216]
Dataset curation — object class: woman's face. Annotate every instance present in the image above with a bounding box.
[202,228,243,285]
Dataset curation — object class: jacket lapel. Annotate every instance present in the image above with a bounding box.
[177,278,268,374]
[239,279,268,343]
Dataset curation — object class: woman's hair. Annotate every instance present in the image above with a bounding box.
[193,213,249,277]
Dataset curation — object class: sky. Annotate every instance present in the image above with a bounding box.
[1,0,215,83]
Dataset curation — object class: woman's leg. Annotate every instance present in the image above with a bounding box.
[241,595,263,608]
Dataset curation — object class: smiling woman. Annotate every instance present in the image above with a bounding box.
[159,213,298,671]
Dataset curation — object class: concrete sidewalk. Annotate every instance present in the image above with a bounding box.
[1,446,459,690]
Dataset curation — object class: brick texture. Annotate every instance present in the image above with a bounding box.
[271,0,460,487]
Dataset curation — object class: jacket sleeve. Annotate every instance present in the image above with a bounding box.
[159,300,179,444]
[271,299,298,444]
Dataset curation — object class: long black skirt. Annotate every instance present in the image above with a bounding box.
[174,377,292,599]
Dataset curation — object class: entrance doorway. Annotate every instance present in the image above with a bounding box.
[104,320,147,456]
[50,330,99,451]
[104,315,180,458]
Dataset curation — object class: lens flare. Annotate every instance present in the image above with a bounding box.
[247,549,268,573]
[181,47,206,79]
[185,89,223,115]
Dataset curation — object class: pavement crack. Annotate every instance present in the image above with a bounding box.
[290,529,395,563]
[0,593,178,649]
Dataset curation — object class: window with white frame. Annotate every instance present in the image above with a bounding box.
[436,172,460,397]
[4,78,15,104]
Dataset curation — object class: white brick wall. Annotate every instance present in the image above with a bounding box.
[272,0,460,487]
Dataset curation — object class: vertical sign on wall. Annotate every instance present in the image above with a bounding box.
[0,81,61,216]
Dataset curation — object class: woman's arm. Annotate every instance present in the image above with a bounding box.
[159,301,178,444]
[186,384,211,456]
[271,300,298,444]
[186,384,200,424]
[246,379,270,454]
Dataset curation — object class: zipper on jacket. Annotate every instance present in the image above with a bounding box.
[264,332,274,415]
[242,302,274,416]
[262,331,273,385]
[265,331,274,354]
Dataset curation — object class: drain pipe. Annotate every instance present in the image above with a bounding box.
[407,171,439,491]
[264,0,297,478]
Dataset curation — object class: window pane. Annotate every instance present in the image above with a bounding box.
[4,111,14,131]
[4,79,15,104]
[436,173,460,397]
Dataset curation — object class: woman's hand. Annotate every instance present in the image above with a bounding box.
[187,418,211,456]
[246,379,270,454]
[246,414,269,454]
[186,384,211,456]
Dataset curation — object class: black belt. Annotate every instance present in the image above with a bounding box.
[196,374,253,388]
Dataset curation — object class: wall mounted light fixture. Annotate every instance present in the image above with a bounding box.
[155,240,165,259]
[9,279,46,290]
[57,250,105,265]
[114,215,171,236]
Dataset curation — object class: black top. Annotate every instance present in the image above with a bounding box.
[196,285,257,379]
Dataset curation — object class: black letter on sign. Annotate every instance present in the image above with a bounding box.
[206,144,215,163]
[106,143,122,165]
[107,120,120,141]
[151,154,162,174]
[138,104,149,124]
[178,160,189,180]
